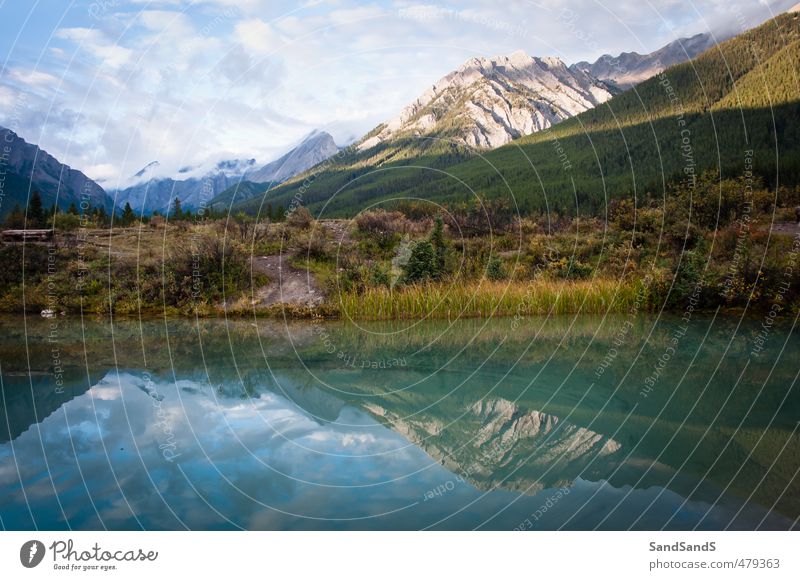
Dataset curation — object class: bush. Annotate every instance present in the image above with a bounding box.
[301,231,332,262]
[54,213,81,231]
[370,263,391,287]
[286,206,313,230]
[486,257,507,280]
[355,209,411,237]
[355,209,414,254]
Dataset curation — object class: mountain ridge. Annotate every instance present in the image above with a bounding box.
[111,158,257,214]
[0,126,110,219]
[209,130,340,209]
[113,131,339,213]
[358,50,615,152]
[571,32,721,89]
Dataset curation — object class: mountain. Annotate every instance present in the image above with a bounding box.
[359,50,615,152]
[111,158,256,214]
[571,33,720,89]
[232,8,800,218]
[0,126,110,219]
[210,130,340,209]
[247,131,339,184]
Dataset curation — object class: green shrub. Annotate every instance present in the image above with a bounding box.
[486,257,507,280]
[403,240,438,283]
[54,213,81,230]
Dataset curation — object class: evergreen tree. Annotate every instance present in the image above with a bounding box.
[173,197,182,219]
[121,202,135,226]
[68,202,79,215]
[27,190,44,228]
[403,240,438,284]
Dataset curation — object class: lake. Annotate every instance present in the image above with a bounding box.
[0,313,798,530]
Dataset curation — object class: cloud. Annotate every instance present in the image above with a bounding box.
[55,27,133,69]
[234,18,287,54]
[0,0,794,185]
[6,68,59,88]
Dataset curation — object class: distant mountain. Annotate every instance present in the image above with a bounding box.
[210,131,340,209]
[111,158,256,214]
[0,126,110,219]
[247,131,339,184]
[359,50,616,151]
[571,33,720,90]
[209,181,266,210]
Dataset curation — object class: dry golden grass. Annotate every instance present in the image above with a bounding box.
[336,278,642,320]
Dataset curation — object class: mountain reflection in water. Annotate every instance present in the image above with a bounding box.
[0,315,797,530]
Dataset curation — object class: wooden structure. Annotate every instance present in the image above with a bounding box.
[1,229,54,242]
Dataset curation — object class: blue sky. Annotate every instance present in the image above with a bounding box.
[0,0,795,187]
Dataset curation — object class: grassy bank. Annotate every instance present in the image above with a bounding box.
[3,171,800,321]
[337,279,644,320]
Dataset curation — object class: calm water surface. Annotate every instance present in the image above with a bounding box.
[0,314,798,530]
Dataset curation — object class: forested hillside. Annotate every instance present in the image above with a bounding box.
[235,10,800,218]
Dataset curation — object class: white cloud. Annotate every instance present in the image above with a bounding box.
[55,28,133,69]
[7,69,59,88]
[0,0,795,185]
[234,18,287,54]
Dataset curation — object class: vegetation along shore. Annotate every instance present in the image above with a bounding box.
[2,171,800,321]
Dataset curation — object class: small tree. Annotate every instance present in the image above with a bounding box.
[172,197,182,220]
[403,240,438,284]
[96,206,108,227]
[121,202,135,226]
[27,190,44,228]
[67,202,79,215]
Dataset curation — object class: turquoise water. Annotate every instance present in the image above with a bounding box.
[0,314,798,530]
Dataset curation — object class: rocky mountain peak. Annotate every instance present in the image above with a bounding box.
[358,50,614,151]
[244,130,339,185]
[571,32,721,89]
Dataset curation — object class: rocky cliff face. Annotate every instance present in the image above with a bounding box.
[571,33,719,89]
[0,126,110,217]
[358,50,615,152]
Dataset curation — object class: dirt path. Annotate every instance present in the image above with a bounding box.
[319,219,353,246]
[250,254,324,308]
[770,221,800,237]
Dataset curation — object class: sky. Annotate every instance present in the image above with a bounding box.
[0,0,795,188]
